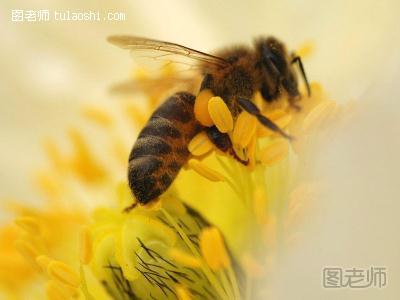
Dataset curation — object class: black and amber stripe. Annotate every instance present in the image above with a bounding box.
[128,92,202,204]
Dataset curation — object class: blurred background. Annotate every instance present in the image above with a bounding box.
[1,0,400,299]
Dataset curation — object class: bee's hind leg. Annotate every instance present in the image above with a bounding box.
[205,126,248,165]
[237,97,293,141]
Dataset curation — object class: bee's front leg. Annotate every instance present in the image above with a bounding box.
[205,126,248,165]
[237,97,293,140]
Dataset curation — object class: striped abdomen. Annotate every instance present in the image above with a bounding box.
[128,92,201,204]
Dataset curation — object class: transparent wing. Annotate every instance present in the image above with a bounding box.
[109,75,201,96]
[107,35,230,72]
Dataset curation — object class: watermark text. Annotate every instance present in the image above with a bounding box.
[11,9,126,22]
[322,266,387,289]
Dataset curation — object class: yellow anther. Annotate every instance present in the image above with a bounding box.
[79,226,92,264]
[15,216,41,235]
[296,41,315,58]
[112,136,130,166]
[188,159,225,182]
[207,96,233,133]
[303,100,336,132]
[34,172,61,200]
[168,248,201,268]
[46,282,67,300]
[47,260,80,288]
[232,111,257,148]
[124,102,148,126]
[259,139,289,165]
[275,114,292,129]
[43,139,66,172]
[36,255,52,272]
[81,106,113,127]
[194,89,214,126]
[268,111,292,130]
[265,109,286,120]
[46,280,78,300]
[199,227,230,271]
[188,132,214,156]
[15,239,40,262]
[176,285,192,300]
[69,128,106,182]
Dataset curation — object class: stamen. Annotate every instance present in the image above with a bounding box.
[199,227,230,271]
[142,198,163,211]
[36,255,52,272]
[79,226,92,265]
[176,285,193,300]
[15,216,41,236]
[296,41,315,59]
[47,260,80,288]
[259,139,289,166]
[43,139,66,171]
[46,280,78,300]
[161,209,228,300]
[15,239,40,263]
[246,136,257,168]
[82,105,113,127]
[188,132,214,156]
[168,248,202,268]
[303,100,336,132]
[188,159,225,182]
[125,102,148,126]
[207,97,233,133]
[258,110,292,137]
[34,172,61,200]
[69,129,106,182]
[194,89,214,126]
[112,136,130,166]
[232,112,257,148]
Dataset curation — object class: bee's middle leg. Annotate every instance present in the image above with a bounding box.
[205,126,248,165]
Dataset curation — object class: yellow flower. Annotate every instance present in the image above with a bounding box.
[2,65,341,300]
[86,189,240,300]
[0,36,344,299]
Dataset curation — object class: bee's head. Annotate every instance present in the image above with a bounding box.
[255,37,301,101]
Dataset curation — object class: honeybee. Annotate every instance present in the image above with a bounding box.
[108,36,310,207]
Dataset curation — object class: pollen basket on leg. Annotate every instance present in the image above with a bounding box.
[194,89,214,126]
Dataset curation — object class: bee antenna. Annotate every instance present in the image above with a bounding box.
[291,56,311,97]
